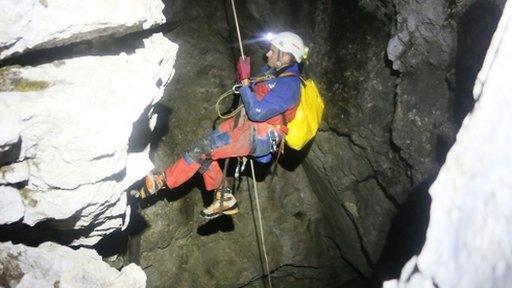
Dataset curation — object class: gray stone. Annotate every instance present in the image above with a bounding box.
[385,1,512,287]
[0,33,178,245]
[0,186,24,224]
[0,0,165,59]
[0,241,146,287]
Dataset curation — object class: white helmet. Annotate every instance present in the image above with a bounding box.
[270,32,307,63]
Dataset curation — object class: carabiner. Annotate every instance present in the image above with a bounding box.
[268,129,280,152]
[232,83,243,94]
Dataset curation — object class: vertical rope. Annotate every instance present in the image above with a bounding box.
[220,0,245,197]
[230,0,245,58]
[250,159,272,288]
[228,2,271,286]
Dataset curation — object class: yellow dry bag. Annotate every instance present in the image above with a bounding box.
[286,79,324,150]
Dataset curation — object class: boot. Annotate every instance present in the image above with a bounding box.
[200,188,239,219]
[135,170,166,198]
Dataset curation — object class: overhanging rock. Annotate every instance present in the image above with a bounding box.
[0,33,178,246]
[0,0,166,60]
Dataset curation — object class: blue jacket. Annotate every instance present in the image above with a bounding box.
[239,63,301,122]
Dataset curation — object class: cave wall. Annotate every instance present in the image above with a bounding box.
[385,1,512,286]
[300,0,506,281]
[131,0,507,287]
[0,241,146,287]
[0,0,507,287]
[0,1,177,284]
[136,1,360,287]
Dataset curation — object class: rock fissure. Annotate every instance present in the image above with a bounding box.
[236,263,325,288]
[339,198,376,270]
[389,78,414,186]
[327,127,368,152]
[323,235,367,278]
[91,152,116,161]
[0,21,179,68]
[372,175,400,208]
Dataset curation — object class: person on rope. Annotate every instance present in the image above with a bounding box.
[137,31,307,219]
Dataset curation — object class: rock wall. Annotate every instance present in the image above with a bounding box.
[0,241,146,287]
[0,0,177,247]
[0,33,177,246]
[0,0,165,60]
[128,0,506,286]
[0,0,507,287]
[384,1,512,287]
[133,1,360,287]
[301,0,506,281]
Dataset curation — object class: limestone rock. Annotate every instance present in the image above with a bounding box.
[384,2,512,287]
[0,0,165,60]
[0,33,178,245]
[0,241,146,288]
[0,186,24,224]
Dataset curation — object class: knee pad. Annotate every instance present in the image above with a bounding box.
[184,138,213,169]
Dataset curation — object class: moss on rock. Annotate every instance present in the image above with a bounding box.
[0,67,51,92]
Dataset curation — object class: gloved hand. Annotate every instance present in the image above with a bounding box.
[236,56,251,81]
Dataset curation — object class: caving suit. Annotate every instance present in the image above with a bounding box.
[163,63,301,191]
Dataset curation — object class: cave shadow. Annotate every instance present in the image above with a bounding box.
[0,137,22,166]
[196,215,235,236]
[0,214,94,248]
[368,177,434,286]
[278,137,315,172]
[0,21,178,68]
[435,133,454,168]
[95,171,205,260]
[0,178,133,249]
[128,103,172,156]
[94,172,207,261]
[452,0,503,128]
[93,197,149,261]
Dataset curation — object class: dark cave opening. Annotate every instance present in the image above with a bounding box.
[452,0,504,128]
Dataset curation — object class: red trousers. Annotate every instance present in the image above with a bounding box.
[163,117,281,191]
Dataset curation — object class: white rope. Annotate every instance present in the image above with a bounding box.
[250,159,273,288]
[230,0,245,58]
[228,2,271,286]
